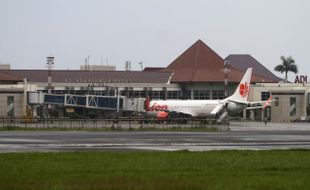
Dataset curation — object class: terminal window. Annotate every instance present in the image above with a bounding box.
[212,90,225,100]
[261,92,271,100]
[290,97,296,116]
[167,91,181,99]
[150,91,165,100]
[134,91,146,98]
[183,90,191,99]
[274,97,279,107]
[194,90,210,100]
[7,96,14,117]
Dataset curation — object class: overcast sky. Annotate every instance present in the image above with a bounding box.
[1,0,309,80]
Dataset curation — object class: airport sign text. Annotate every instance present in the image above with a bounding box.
[294,75,308,83]
[64,78,132,84]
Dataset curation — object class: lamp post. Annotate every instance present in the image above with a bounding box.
[46,56,54,94]
[224,60,231,98]
[46,56,54,111]
[139,61,143,71]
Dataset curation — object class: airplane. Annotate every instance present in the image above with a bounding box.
[145,68,273,122]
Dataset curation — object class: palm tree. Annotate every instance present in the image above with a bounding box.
[274,56,298,82]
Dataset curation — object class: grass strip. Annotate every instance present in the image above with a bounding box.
[0,150,309,190]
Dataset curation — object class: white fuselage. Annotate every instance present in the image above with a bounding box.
[149,98,247,117]
[147,68,253,119]
[149,99,221,117]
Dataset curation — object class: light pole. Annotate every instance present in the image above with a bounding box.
[139,61,143,71]
[224,60,231,98]
[46,56,54,94]
[46,56,54,112]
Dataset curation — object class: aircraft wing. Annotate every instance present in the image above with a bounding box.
[156,109,194,117]
[210,103,225,115]
[178,110,195,117]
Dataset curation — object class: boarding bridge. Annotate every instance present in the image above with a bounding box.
[28,92,145,112]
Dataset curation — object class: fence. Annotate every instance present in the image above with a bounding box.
[0,117,229,130]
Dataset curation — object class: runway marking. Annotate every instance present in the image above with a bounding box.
[1,142,310,152]
[1,129,310,152]
[0,138,49,142]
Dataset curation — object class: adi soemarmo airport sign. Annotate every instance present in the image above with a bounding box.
[295,75,308,83]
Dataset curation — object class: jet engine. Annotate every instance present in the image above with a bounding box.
[226,102,247,116]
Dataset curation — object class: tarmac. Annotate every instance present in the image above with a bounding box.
[230,121,310,131]
[0,122,310,152]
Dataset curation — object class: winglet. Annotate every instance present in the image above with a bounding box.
[262,95,272,109]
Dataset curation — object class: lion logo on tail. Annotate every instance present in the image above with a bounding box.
[239,82,249,97]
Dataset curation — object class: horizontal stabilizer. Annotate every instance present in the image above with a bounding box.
[246,106,263,110]
[247,96,274,110]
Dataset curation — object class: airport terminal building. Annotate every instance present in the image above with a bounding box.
[1,40,309,122]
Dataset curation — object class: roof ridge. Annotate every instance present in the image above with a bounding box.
[190,40,201,81]
[248,55,281,80]
[165,39,225,82]
[226,54,281,82]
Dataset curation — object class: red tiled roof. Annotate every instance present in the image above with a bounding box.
[226,54,282,82]
[1,70,172,84]
[164,40,279,83]
[0,71,23,83]
[165,39,224,82]
[143,67,166,72]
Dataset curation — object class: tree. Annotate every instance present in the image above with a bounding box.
[274,56,298,82]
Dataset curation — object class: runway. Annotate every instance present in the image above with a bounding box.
[1,129,310,152]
